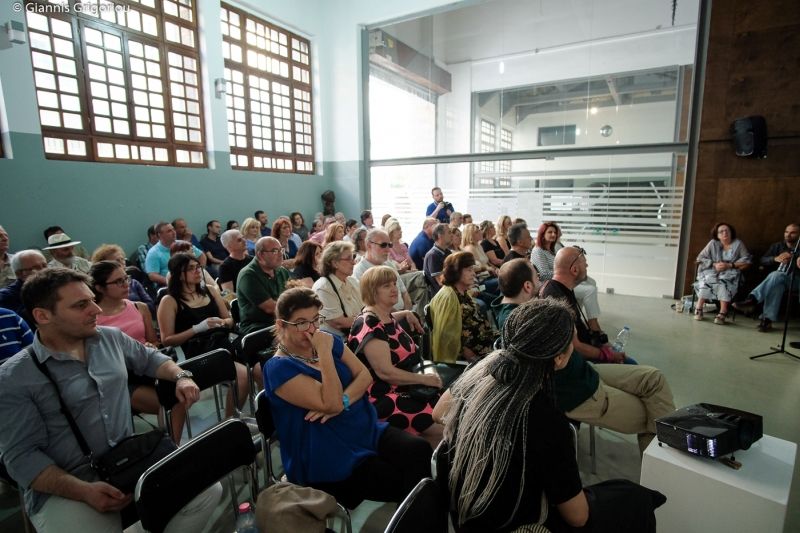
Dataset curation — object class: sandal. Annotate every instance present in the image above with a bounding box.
[714,312,727,325]
[694,309,703,321]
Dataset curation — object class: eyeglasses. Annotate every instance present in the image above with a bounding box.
[569,245,586,270]
[262,247,285,255]
[184,264,202,273]
[369,240,392,249]
[105,275,131,287]
[281,315,324,331]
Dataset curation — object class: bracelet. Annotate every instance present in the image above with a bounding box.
[342,393,350,411]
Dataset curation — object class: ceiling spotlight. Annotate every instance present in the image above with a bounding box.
[590,106,598,115]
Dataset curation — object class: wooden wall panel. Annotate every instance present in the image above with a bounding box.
[684,0,800,294]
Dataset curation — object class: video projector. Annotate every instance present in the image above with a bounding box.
[655,403,763,458]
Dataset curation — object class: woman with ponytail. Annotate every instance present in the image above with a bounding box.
[434,298,665,532]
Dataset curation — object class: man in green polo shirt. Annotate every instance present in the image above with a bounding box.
[236,237,289,335]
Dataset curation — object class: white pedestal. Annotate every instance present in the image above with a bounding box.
[640,435,796,533]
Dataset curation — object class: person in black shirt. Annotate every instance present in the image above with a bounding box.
[290,241,322,287]
[200,220,228,278]
[501,223,532,264]
[434,299,666,532]
[217,229,251,294]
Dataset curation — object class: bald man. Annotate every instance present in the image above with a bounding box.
[540,245,676,453]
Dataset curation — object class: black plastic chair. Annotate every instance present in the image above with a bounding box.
[230,298,240,325]
[156,348,239,441]
[420,304,468,388]
[135,418,257,533]
[238,326,275,412]
[384,478,448,533]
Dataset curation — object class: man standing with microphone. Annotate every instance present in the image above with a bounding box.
[426,187,454,224]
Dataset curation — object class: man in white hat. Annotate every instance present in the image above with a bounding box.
[44,233,91,274]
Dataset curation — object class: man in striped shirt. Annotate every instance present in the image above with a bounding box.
[0,307,32,364]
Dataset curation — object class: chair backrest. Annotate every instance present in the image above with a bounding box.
[155,287,169,307]
[384,478,448,533]
[230,298,240,324]
[240,326,276,366]
[156,348,237,410]
[423,304,433,330]
[135,418,256,533]
[255,389,276,437]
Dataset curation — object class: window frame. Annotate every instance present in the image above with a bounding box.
[24,0,207,167]
[220,2,315,174]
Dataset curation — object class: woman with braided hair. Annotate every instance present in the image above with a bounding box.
[433,298,665,532]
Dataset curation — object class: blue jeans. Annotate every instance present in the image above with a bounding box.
[750,270,800,321]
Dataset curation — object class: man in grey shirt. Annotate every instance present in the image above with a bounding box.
[0,268,220,532]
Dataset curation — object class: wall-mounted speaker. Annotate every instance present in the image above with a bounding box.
[731,116,767,158]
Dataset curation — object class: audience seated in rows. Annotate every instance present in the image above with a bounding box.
[429,252,496,363]
[538,247,674,452]
[347,266,444,447]
[272,217,299,270]
[694,222,752,325]
[449,226,462,251]
[0,225,14,288]
[352,227,368,261]
[408,217,437,271]
[291,241,322,288]
[218,229,251,294]
[236,236,290,335]
[145,221,205,287]
[533,221,605,335]
[433,299,666,532]
[263,288,431,510]
[0,307,33,364]
[491,258,540,328]
[502,223,532,263]
[312,241,362,338]
[0,250,48,326]
[241,217,262,255]
[449,212,463,229]
[360,210,374,231]
[0,267,221,532]
[344,219,359,241]
[41,226,90,262]
[255,210,271,237]
[91,243,155,314]
[172,218,200,248]
[44,233,91,274]
[734,222,800,332]
[290,212,309,241]
[423,223,451,295]
[157,253,249,411]
[495,215,512,256]
[323,223,345,247]
[200,219,228,278]
[90,260,186,442]
[478,220,505,268]
[168,241,217,290]
[384,218,416,275]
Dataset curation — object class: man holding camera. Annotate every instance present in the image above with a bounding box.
[426,187,454,224]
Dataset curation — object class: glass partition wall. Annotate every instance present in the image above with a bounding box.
[366,0,701,297]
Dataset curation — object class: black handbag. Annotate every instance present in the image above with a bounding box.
[182,328,234,359]
[30,349,177,494]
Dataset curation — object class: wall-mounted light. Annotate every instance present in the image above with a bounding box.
[214,78,227,99]
[4,21,26,45]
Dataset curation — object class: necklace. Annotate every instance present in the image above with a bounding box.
[277,343,319,364]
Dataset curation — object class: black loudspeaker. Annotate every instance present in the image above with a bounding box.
[731,115,767,158]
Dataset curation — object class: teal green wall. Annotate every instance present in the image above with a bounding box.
[0,132,333,254]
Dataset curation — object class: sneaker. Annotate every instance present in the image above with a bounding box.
[694,309,703,321]
[714,313,727,325]
[757,318,773,332]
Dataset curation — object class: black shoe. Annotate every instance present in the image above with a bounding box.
[732,297,757,316]
[757,318,773,332]
[790,341,800,349]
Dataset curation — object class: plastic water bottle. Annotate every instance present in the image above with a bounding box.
[611,326,630,353]
[235,502,259,533]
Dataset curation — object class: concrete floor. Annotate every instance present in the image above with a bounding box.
[2,292,798,532]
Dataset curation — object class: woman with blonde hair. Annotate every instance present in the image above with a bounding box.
[384,217,415,274]
[323,222,346,247]
[496,215,512,256]
[461,223,497,275]
[348,266,443,447]
[240,217,261,255]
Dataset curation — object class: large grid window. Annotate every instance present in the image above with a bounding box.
[25,0,205,166]
[497,128,512,187]
[221,3,314,173]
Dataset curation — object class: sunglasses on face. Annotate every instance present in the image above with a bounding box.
[569,245,586,269]
[369,241,392,249]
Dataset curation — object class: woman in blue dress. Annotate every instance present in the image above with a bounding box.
[263,287,431,509]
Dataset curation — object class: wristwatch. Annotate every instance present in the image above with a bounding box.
[175,370,194,382]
